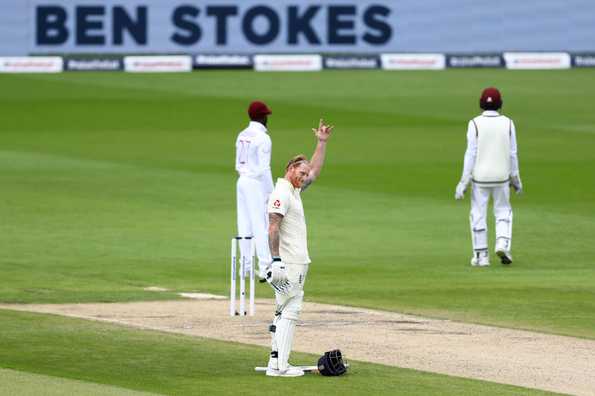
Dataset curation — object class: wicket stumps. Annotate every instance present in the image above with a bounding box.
[230,236,256,316]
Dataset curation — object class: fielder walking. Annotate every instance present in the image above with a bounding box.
[265,119,333,377]
[455,87,522,266]
[236,101,275,280]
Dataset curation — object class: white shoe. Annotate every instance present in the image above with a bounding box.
[496,249,513,265]
[266,365,304,377]
[471,252,490,267]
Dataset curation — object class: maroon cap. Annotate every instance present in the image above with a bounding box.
[480,87,502,110]
[248,101,272,120]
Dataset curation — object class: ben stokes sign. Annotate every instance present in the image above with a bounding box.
[31,0,394,54]
[3,0,593,55]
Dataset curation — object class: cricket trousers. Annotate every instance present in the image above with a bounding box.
[469,183,513,253]
[236,176,272,272]
[270,263,309,371]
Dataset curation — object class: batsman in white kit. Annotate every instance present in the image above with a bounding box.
[455,87,523,266]
[264,119,333,377]
[235,101,275,280]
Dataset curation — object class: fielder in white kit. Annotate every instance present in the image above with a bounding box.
[235,101,274,280]
[265,119,333,377]
[455,87,523,266]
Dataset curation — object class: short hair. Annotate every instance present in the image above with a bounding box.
[285,154,309,171]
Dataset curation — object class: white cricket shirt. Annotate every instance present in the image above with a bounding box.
[461,111,520,186]
[268,178,311,265]
[235,121,274,196]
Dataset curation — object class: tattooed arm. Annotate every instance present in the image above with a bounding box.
[268,213,284,257]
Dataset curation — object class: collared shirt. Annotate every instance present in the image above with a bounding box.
[235,121,274,195]
[461,111,520,185]
[268,178,311,265]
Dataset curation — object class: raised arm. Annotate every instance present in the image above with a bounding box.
[302,119,333,190]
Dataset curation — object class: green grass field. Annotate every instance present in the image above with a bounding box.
[0,310,557,395]
[0,70,594,394]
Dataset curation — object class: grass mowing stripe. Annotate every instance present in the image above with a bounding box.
[0,310,557,396]
[0,368,162,396]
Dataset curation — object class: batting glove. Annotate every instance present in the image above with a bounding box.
[266,258,291,294]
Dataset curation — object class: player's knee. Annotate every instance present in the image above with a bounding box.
[281,309,300,321]
[495,209,512,219]
[281,292,303,321]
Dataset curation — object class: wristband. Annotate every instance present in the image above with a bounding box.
[272,256,282,262]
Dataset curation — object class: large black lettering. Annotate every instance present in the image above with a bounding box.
[171,6,201,45]
[363,6,392,45]
[207,6,238,45]
[113,6,147,45]
[242,6,279,45]
[37,6,68,45]
[328,6,356,45]
[288,6,320,45]
[76,6,105,45]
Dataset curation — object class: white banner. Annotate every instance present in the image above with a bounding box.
[254,54,322,71]
[504,52,571,70]
[124,55,192,72]
[0,57,63,73]
[380,54,445,70]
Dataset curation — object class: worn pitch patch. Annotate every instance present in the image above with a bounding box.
[143,287,169,292]
[178,293,226,300]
